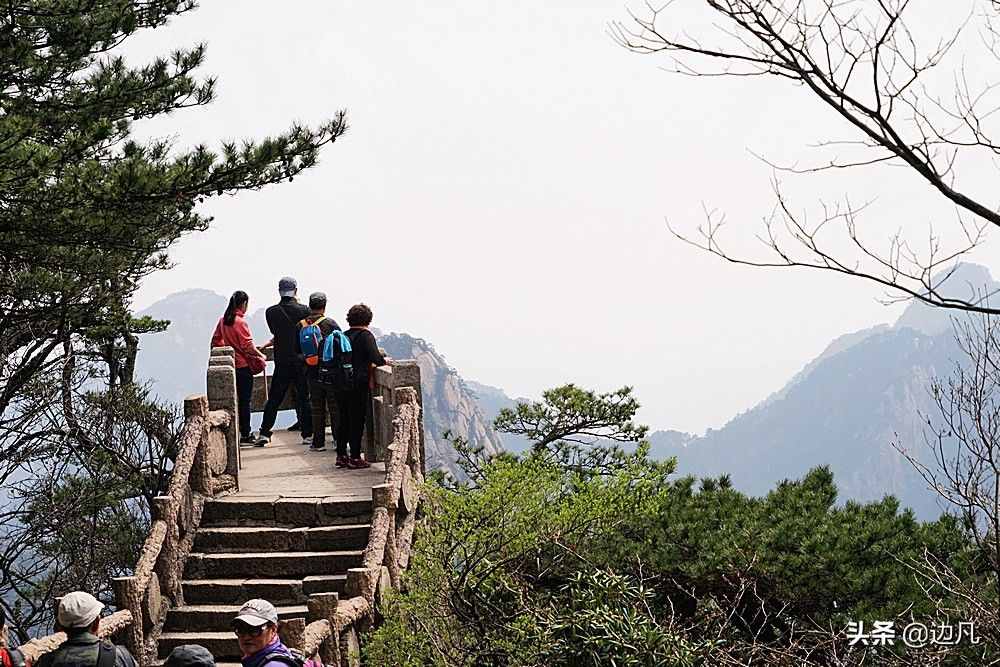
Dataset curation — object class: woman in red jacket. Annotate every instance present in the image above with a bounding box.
[212,290,267,444]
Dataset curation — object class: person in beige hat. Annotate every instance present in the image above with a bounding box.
[35,592,137,667]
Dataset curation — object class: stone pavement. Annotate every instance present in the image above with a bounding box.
[238,428,385,498]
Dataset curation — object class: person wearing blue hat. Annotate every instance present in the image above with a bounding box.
[258,277,313,445]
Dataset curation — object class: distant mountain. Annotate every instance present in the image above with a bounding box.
[464,380,532,454]
[655,263,1000,520]
[135,291,503,480]
[135,262,999,518]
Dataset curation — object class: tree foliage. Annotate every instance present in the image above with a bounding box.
[368,384,998,665]
[0,0,345,638]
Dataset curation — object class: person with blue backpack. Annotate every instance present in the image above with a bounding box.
[297,292,341,452]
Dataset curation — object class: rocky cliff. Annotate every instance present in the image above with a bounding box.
[376,333,505,479]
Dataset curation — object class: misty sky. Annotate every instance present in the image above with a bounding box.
[128,1,997,434]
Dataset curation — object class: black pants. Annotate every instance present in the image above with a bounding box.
[235,366,254,438]
[260,362,312,436]
[309,378,339,447]
[335,387,370,459]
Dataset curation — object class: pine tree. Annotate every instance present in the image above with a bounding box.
[0,1,346,636]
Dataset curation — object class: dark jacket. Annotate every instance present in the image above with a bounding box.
[265,297,310,368]
[35,633,137,667]
[345,328,386,390]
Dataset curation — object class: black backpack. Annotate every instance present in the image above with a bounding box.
[36,641,115,667]
[317,329,355,392]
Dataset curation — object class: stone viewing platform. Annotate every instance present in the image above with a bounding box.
[237,432,386,498]
[18,345,425,667]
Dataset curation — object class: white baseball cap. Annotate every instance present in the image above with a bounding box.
[233,599,278,627]
[57,591,104,629]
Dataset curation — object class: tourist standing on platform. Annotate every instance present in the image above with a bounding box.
[211,291,267,445]
[258,277,312,445]
[298,292,341,452]
[36,592,138,667]
[337,304,387,469]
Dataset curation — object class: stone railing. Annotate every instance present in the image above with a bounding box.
[109,347,242,665]
[286,386,424,667]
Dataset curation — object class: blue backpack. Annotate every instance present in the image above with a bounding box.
[318,329,355,391]
[298,316,326,366]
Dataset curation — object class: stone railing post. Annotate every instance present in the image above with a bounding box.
[111,576,144,665]
[388,362,424,476]
[185,395,212,495]
[207,347,239,486]
[152,495,180,607]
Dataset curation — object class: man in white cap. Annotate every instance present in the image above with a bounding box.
[36,592,137,667]
[231,600,302,667]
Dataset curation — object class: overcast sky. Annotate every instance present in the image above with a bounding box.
[128,1,997,434]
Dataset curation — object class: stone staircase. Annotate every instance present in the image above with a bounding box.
[156,495,373,664]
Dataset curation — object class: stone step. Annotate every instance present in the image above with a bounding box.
[201,496,372,528]
[194,524,370,553]
[182,576,346,605]
[185,551,364,579]
[158,632,241,660]
[164,604,309,632]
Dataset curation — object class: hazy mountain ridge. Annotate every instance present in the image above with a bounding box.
[135,263,999,519]
[656,263,1000,520]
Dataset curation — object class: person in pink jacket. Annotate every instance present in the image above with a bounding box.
[211,290,267,444]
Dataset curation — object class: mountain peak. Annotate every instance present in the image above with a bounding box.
[894,263,999,336]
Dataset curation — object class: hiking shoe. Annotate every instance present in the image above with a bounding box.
[335,455,349,468]
[301,433,314,444]
[309,444,327,452]
[288,421,301,432]
[239,434,257,445]
[254,433,270,447]
[347,457,371,469]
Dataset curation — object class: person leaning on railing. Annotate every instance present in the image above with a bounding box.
[35,592,137,667]
[337,304,388,470]
[211,290,268,445]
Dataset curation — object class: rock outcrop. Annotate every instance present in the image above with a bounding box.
[376,333,505,480]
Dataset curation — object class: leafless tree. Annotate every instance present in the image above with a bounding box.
[0,337,180,642]
[891,312,1000,648]
[612,0,1000,312]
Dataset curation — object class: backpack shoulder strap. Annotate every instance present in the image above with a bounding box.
[96,642,115,667]
[276,303,295,325]
[261,652,302,667]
